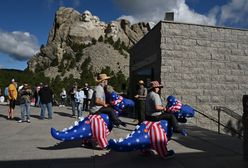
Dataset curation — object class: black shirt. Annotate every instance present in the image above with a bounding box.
[39,86,53,104]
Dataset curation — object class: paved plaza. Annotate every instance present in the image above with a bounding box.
[0,104,247,168]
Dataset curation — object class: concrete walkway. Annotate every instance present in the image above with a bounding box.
[0,104,247,168]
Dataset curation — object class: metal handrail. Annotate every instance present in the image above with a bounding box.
[214,106,242,120]
[194,107,243,138]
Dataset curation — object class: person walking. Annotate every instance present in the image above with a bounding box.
[7,79,17,119]
[18,84,32,123]
[39,84,54,119]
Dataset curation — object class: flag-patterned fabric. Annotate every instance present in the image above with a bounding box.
[144,121,168,158]
[89,114,110,149]
[167,100,182,112]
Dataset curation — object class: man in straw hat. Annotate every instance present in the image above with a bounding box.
[145,81,187,136]
[89,73,126,127]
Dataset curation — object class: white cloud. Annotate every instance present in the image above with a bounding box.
[114,0,216,25]
[219,0,248,26]
[0,30,40,61]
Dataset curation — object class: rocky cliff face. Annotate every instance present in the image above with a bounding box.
[28,7,150,79]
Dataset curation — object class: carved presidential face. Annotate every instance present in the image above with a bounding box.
[82,10,92,22]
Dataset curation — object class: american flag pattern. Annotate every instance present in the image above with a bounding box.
[167,100,182,113]
[144,121,168,158]
[89,114,110,149]
[110,94,123,106]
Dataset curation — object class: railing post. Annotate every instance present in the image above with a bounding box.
[217,108,220,134]
[242,95,248,161]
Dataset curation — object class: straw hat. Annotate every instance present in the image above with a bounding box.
[138,80,144,85]
[96,74,111,83]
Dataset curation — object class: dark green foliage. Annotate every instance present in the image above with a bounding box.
[105,36,114,45]
[34,64,43,73]
[70,43,85,53]
[0,69,50,93]
[113,38,121,50]
[98,35,104,42]
[50,58,59,67]
[100,67,128,93]
[63,53,72,60]
[75,52,83,62]
[91,38,97,45]
[69,59,76,69]
[102,37,129,57]
[80,57,96,86]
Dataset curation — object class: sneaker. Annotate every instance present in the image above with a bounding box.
[164,150,175,160]
[18,120,23,123]
[27,119,31,123]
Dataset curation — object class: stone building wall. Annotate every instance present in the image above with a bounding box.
[130,20,248,132]
[160,21,248,131]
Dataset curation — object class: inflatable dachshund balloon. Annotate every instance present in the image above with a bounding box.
[108,95,195,158]
[51,92,134,149]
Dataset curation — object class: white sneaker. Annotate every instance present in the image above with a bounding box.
[27,119,31,123]
[18,120,23,123]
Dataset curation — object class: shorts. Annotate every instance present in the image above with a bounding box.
[9,99,16,109]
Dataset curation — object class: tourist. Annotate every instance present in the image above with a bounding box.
[145,81,187,136]
[69,83,77,117]
[59,88,67,107]
[89,73,125,127]
[7,79,17,119]
[18,84,32,123]
[39,84,54,119]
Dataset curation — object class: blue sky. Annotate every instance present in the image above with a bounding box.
[0,0,248,70]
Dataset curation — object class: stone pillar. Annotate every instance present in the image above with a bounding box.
[242,95,248,161]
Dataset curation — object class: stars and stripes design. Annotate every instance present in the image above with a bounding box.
[110,93,123,106]
[144,121,168,158]
[109,120,169,158]
[166,100,182,113]
[88,114,110,149]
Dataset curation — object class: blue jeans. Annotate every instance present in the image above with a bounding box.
[40,102,53,119]
[76,102,83,118]
[20,103,30,121]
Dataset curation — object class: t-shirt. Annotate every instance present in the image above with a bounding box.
[145,91,163,116]
[8,83,17,100]
[89,85,105,113]
[39,86,53,104]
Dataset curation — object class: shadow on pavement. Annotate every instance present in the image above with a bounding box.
[54,111,72,118]
[37,140,104,151]
[37,140,83,150]
[0,114,9,120]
